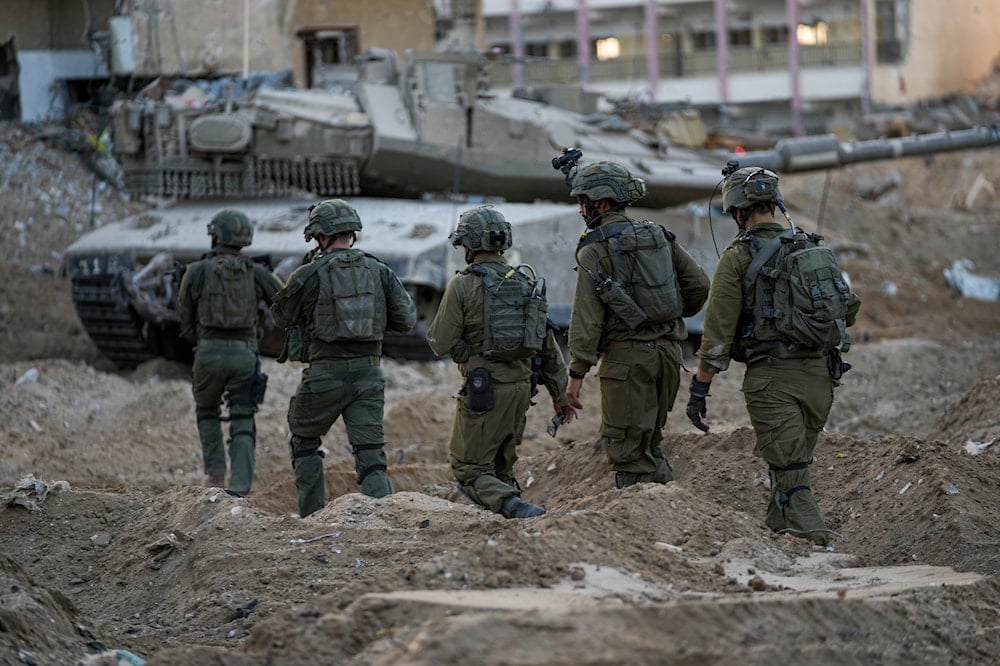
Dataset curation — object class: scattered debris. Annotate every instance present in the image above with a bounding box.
[964,439,995,456]
[0,475,70,510]
[944,259,1000,301]
[289,532,342,545]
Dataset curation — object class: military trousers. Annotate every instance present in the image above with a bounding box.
[287,357,388,518]
[449,378,531,513]
[597,339,682,481]
[742,356,835,545]
[191,338,259,493]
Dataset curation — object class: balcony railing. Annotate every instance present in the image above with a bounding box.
[488,42,862,88]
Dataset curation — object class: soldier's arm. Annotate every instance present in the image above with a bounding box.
[845,289,862,328]
[567,245,605,376]
[270,267,308,329]
[672,241,711,317]
[696,248,748,376]
[176,264,200,343]
[382,266,417,334]
[425,277,465,357]
[254,264,285,306]
[538,329,571,407]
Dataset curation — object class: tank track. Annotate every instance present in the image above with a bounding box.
[71,276,158,367]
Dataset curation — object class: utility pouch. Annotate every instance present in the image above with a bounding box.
[596,278,648,330]
[250,366,268,406]
[278,326,307,363]
[465,368,495,412]
[827,348,852,382]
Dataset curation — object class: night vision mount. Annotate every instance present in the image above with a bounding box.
[552,147,583,187]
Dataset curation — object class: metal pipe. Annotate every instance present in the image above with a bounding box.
[243,0,250,82]
[576,0,591,87]
[645,0,658,101]
[859,0,873,116]
[786,0,804,136]
[510,0,524,90]
[714,0,729,120]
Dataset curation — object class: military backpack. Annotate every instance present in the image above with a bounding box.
[468,262,548,361]
[578,221,684,330]
[742,228,852,353]
[313,249,387,342]
[196,254,258,329]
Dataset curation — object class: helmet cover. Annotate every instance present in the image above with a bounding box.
[304,199,363,241]
[721,167,783,213]
[207,209,253,247]
[569,161,646,205]
[449,205,512,252]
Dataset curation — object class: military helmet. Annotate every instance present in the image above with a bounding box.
[207,209,253,247]
[721,167,783,213]
[304,199,363,241]
[450,205,512,252]
[569,161,646,205]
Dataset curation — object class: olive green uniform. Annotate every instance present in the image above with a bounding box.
[697,222,862,544]
[426,256,570,513]
[270,248,416,518]
[568,212,710,484]
[177,248,284,493]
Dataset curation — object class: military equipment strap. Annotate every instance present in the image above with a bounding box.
[577,221,676,248]
[742,228,795,291]
[292,447,325,459]
[768,461,810,471]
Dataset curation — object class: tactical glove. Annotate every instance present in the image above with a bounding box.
[686,377,711,433]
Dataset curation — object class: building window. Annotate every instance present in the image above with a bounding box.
[729,29,752,47]
[875,0,906,64]
[691,31,716,50]
[797,22,828,45]
[299,27,361,88]
[762,25,790,45]
[595,37,620,61]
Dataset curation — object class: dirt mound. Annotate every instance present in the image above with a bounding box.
[927,374,1000,448]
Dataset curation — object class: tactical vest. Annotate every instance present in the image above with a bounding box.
[577,221,684,330]
[467,262,548,361]
[196,254,257,329]
[740,228,852,354]
[313,249,387,342]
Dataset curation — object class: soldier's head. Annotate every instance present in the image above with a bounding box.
[304,199,363,248]
[207,210,253,248]
[721,167,782,229]
[569,161,646,228]
[449,205,512,264]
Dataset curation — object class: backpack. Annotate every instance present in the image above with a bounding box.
[196,254,257,329]
[313,249,387,342]
[578,221,684,330]
[469,262,548,361]
[742,228,852,353]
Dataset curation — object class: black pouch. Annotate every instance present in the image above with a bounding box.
[465,368,494,412]
[250,367,269,406]
[827,348,852,382]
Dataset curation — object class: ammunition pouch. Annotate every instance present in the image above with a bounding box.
[277,326,309,363]
[827,347,852,383]
[595,276,647,330]
[225,364,268,410]
[464,368,495,412]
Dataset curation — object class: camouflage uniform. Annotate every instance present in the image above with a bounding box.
[427,255,571,515]
[177,211,284,494]
[270,200,416,518]
[569,211,710,486]
[695,169,862,545]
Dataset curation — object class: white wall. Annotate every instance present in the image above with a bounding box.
[17,49,109,122]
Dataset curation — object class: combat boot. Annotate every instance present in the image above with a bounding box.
[500,495,546,519]
[615,471,656,489]
[202,474,226,488]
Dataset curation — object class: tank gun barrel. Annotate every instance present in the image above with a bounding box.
[737,125,1000,174]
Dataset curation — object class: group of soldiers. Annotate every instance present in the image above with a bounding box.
[177,160,860,547]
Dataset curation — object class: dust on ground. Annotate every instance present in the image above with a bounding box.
[2,121,1000,665]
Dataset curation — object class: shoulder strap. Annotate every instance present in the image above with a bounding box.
[577,221,634,248]
[742,228,796,290]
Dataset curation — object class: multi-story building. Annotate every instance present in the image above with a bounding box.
[436,0,1000,134]
[3,0,435,122]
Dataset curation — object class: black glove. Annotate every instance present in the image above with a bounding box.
[686,377,711,433]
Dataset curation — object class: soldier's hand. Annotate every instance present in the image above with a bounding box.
[686,377,711,433]
[566,376,584,409]
[555,403,578,425]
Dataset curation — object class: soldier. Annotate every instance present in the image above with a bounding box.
[177,209,284,496]
[270,199,416,518]
[427,205,576,519]
[686,166,861,546]
[565,161,711,489]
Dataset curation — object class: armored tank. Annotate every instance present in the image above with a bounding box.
[63,49,1000,366]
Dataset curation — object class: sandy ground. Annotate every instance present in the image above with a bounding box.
[2,122,1000,665]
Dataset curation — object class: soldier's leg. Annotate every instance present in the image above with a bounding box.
[191,343,228,483]
[287,366,346,518]
[224,346,260,495]
[650,343,681,484]
[450,381,530,513]
[340,366,391,498]
[598,347,659,488]
[744,360,832,544]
